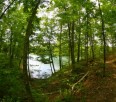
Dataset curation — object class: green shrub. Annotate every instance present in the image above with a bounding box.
[55,89,75,102]
[0,53,25,101]
[32,89,49,102]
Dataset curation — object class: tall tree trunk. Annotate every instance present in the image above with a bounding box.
[59,25,62,70]
[71,21,75,69]
[9,30,13,68]
[85,3,89,65]
[0,30,3,52]
[49,55,54,74]
[48,40,55,73]
[77,14,81,62]
[47,27,55,73]
[22,0,40,101]
[90,33,95,61]
[68,22,75,71]
[67,30,71,68]
[27,53,31,80]
[89,24,95,61]
[98,0,106,76]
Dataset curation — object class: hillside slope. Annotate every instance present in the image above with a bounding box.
[77,55,116,102]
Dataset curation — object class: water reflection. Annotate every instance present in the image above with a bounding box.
[29,54,67,79]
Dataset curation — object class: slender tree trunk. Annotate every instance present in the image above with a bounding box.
[59,25,62,70]
[49,40,55,73]
[0,30,3,52]
[91,33,95,61]
[80,44,83,60]
[85,4,89,65]
[67,30,71,68]
[68,22,75,71]
[49,55,54,74]
[77,14,81,62]
[77,32,81,62]
[89,24,95,61]
[27,54,31,80]
[98,0,106,76]
[9,30,13,68]
[71,21,75,69]
[47,27,56,73]
[22,0,40,101]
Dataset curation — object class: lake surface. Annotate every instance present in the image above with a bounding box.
[29,54,68,79]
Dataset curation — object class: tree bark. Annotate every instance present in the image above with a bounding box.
[68,21,75,71]
[0,30,3,52]
[22,0,40,101]
[85,4,89,65]
[48,40,55,73]
[98,0,106,76]
[9,30,13,68]
[59,25,62,70]
[89,24,95,61]
[77,14,81,62]
[71,21,75,68]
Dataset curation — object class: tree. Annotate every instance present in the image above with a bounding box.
[22,0,40,101]
[98,0,106,76]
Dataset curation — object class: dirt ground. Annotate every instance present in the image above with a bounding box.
[77,55,116,102]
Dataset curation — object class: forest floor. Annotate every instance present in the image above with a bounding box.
[31,54,116,102]
[77,54,116,102]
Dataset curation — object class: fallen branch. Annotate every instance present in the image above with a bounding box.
[71,71,90,92]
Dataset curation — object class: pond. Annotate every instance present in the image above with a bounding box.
[29,54,68,79]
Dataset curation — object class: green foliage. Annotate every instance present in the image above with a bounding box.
[0,53,25,101]
[38,55,52,64]
[55,89,74,102]
[71,63,87,75]
[32,89,49,102]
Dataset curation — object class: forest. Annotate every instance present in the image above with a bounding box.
[0,0,116,102]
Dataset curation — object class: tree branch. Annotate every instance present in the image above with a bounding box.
[0,0,16,19]
[71,71,90,92]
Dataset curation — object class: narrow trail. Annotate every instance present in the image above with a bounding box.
[77,55,116,102]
